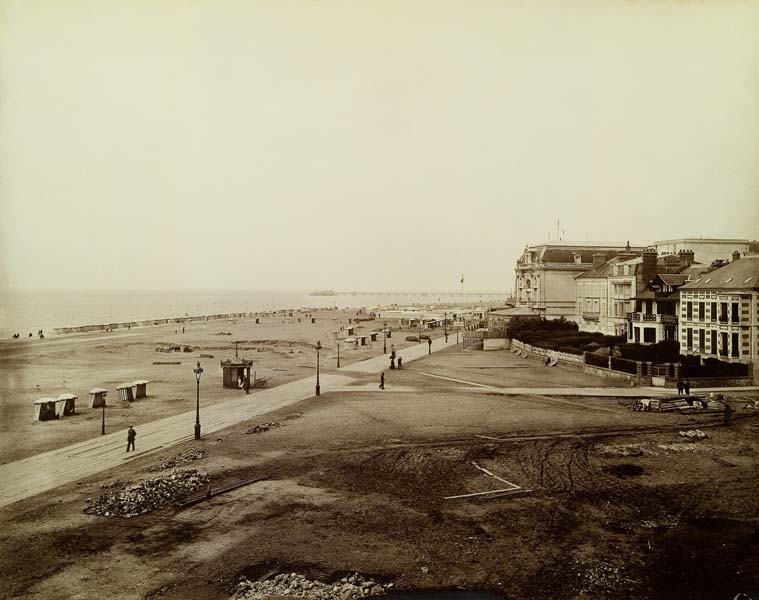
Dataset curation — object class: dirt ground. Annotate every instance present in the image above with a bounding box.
[1,340,758,600]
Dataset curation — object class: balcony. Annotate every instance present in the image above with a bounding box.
[627,312,677,325]
[582,311,600,321]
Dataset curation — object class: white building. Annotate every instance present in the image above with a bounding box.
[654,238,749,267]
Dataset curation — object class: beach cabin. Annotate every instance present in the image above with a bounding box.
[331,330,340,340]
[358,335,367,346]
[220,357,253,389]
[55,393,77,417]
[344,337,359,350]
[346,326,354,336]
[89,388,108,408]
[132,380,150,399]
[370,332,378,342]
[116,383,135,402]
[34,398,58,421]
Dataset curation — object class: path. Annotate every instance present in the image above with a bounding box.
[0,337,455,509]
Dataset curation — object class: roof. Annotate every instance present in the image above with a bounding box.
[57,393,78,400]
[658,274,689,286]
[654,237,749,245]
[541,248,636,265]
[35,397,57,404]
[497,306,540,317]
[680,255,759,290]
[89,387,108,394]
[220,358,253,367]
[576,255,641,279]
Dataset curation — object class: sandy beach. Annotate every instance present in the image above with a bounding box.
[0,308,424,464]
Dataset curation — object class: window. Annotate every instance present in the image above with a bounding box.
[644,328,656,343]
[710,302,717,321]
[711,330,717,355]
[698,329,705,350]
[686,302,693,320]
[731,303,739,323]
[686,328,693,349]
[721,332,728,356]
[698,302,705,321]
[720,303,728,322]
[628,321,633,339]
[731,333,739,357]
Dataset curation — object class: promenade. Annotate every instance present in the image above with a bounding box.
[0,337,455,509]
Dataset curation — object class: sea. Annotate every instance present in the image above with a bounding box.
[0,289,502,339]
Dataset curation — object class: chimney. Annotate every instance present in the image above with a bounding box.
[678,249,694,268]
[732,250,741,262]
[573,252,582,265]
[592,253,607,268]
[641,247,658,286]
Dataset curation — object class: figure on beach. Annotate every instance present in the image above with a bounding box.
[427,338,432,354]
[397,356,403,369]
[676,379,683,395]
[724,403,732,426]
[379,372,385,390]
[684,381,691,395]
[126,426,137,452]
[390,348,396,369]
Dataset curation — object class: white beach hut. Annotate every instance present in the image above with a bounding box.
[116,383,135,402]
[34,398,58,421]
[132,380,150,399]
[55,393,77,417]
[89,387,108,408]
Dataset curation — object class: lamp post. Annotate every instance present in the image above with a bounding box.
[383,321,388,354]
[193,361,204,440]
[444,311,448,341]
[336,341,341,368]
[315,340,321,396]
[101,401,106,436]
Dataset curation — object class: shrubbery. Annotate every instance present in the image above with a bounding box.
[507,317,624,355]
[617,340,680,363]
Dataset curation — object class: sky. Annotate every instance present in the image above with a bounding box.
[0,0,757,293]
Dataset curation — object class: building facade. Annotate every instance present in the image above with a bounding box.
[515,241,643,321]
[654,238,749,267]
[678,255,759,382]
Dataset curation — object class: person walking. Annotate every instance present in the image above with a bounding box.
[724,403,732,426]
[684,380,691,396]
[427,337,432,355]
[379,372,385,390]
[676,379,683,395]
[126,426,137,452]
[397,356,403,369]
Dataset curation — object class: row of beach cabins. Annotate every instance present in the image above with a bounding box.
[34,380,150,421]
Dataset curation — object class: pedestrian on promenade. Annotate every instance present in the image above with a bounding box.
[445,332,448,343]
[676,379,683,395]
[428,338,432,354]
[397,356,403,369]
[126,426,136,452]
[379,372,385,390]
[724,403,732,426]
[684,381,691,395]
[182,326,185,334]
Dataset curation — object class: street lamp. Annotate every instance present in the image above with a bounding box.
[336,342,340,368]
[444,312,448,342]
[315,340,322,396]
[193,361,204,440]
[101,399,107,435]
[383,321,388,354]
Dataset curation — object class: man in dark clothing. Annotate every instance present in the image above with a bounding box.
[379,372,385,390]
[684,381,691,395]
[397,356,403,369]
[676,379,683,395]
[428,338,432,354]
[724,403,732,426]
[126,426,136,452]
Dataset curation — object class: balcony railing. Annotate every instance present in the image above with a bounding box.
[582,311,600,321]
[660,314,678,325]
[642,313,657,322]
[627,312,677,325]
[627,312,641,322]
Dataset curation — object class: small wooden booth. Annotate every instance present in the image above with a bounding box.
[116,383,135,402]
[358,335,368,346]
[369,332,378,342]
[89,387,108,408]
[56,393,77,417]
[34,397,58,421]
[220,357,253,389]
[344,337,358,350]
[132,380,150,399]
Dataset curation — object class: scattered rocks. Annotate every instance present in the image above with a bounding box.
[679,429,707,440]
[231,572,391,600]
[573,559,636,594]
[596,443,651,457]
[84,469,209,518]
[145,447,208,472]
[246,413,303,435]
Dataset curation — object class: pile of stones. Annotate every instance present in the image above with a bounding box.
[84,469,209,518]
[146,447,208,471]
[232,572,391,600]
[246,413,303,435]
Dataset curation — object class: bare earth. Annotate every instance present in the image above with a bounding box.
[0,311,758,600]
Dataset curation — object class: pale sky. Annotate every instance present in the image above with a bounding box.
[1,0,757,292]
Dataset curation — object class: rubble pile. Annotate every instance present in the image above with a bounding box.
[232,572,391,600]
[679,429,708,440]
[246,413,302,435]
[84,469,209,518]
[146,447,208,471]
[573,559,636,594]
